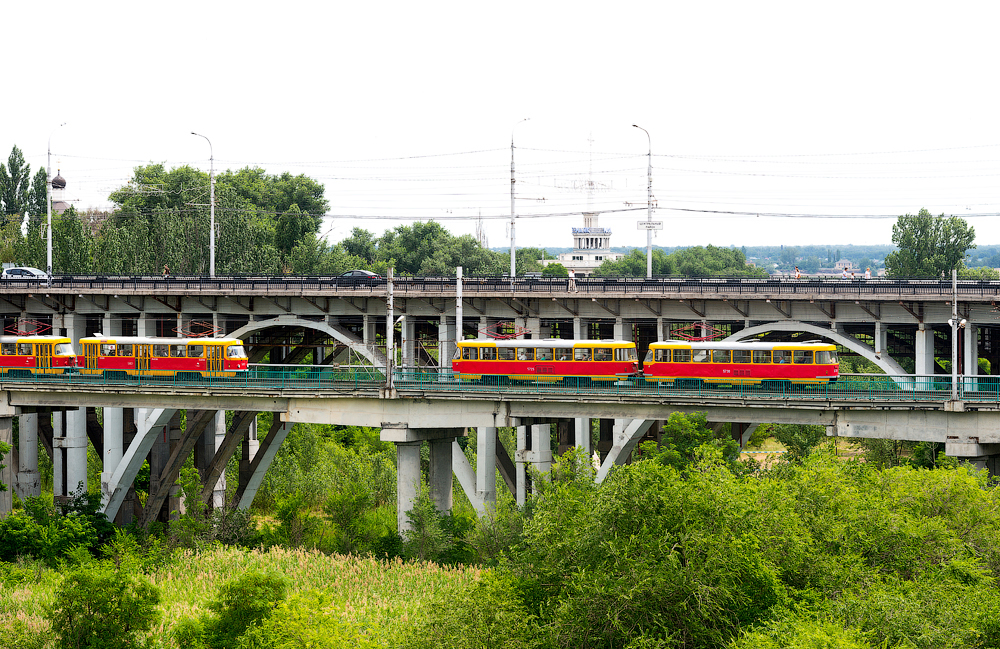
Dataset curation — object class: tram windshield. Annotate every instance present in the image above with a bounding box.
[227,345,247,359]
[54,343,74,355]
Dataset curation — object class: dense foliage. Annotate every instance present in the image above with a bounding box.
[885,208,976,277]
[592,245,768,277]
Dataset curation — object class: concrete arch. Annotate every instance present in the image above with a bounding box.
[723,320,906,376]
[230,315,386,367]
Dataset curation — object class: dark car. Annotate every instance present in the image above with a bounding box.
[338,270,382,286]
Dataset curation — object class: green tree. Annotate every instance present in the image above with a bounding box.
[0,146,32,224]
[341,227,379,262]
[885,208,976,277]
[541,262,569,277]
[27,167,48,223]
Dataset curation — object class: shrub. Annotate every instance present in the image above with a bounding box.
[206,571,289,648]
[235,590,378,649]
[45,562,161,649]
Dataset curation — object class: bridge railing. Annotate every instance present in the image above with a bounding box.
[8,274,1000,298]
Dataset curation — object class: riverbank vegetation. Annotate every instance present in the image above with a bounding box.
[2,414,999,648]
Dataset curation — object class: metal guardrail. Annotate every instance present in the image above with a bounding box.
[4,275,1000,298]
[2,367,999,406]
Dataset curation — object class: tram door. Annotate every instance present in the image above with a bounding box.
[137,344,152,373]
[36,343,52,370]
[207,344,224,375]
[84,342,100,370]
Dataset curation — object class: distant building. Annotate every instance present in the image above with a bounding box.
[833,259,854,272]
[539,212,624,277]
[51,170,70,214]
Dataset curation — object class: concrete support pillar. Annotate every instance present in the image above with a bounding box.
[53,411,64,498]
[0,417,12,516]
[363,315,376,352]
[427,438,453,513]
[167,414,184,520]
[101,408,124,503]
[874,321,887,355]
[964,324,979,376]
[64,408,90,496]
[239,416,260,496]
[915,324,935,376]
[15,413,40,500]
[148,410,170,521]
[524,317,541,339]
[476,427,497,510]
[515,425,527,506]
[197,411,227,509]
[402,316,416,368]
[395,440,422,534]
[614,317,625,341]
[573,317,583,340]
[656,317,665,341]
[437,316,455,371]
[575,417,592,456]
[478,316,488,338]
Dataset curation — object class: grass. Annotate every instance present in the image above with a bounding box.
[0,546,479,648]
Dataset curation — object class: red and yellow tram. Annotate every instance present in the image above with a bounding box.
[0,335,77,374]
[643,340,838,385]
[77,336,248,378]
[453,339,639,381]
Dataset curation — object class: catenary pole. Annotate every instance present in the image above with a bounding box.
[191,132,215,277]
[46,122,66,282]
[633,124,653,279]
[510,118,529,278]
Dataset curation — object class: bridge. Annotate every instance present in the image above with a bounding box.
[1,273,999,532]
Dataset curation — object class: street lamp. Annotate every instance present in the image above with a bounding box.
[633,124,653,279]
[510,118,529,278]
[190,132,216,278]
[46,122,66,282]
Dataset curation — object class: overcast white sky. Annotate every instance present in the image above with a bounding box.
[5,1,1000,251]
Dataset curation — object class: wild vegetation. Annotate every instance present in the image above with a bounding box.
[2,414,1000,648]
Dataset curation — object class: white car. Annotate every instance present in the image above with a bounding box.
[1,267,47,280]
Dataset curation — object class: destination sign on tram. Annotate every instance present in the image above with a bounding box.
[636,221,664,230]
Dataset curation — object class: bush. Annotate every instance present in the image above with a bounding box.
[235,590,378,649]
[205,571,289,647]
[45,562,161,649]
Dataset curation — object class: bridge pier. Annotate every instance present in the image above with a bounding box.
[381,427,465,534]
[0,416,12,516]
[945,439,1000,476]
[14,413,40,500]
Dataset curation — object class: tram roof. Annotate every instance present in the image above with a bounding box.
[650,340,835,350]
[0,335,72,343]
[461,338,634,348]
[79,335,244,346]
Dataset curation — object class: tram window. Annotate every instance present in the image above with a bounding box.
[101,344,117,356]
[793,350,813,364]
[153,344,169,357]
[574,348,591,361]
[188,345,203,358]
[626,348,637,361]
[227,345,247,359]
[733,350,752,364]
[1,343,15,355]
[816,350,838,364]
[615,348,632,361]
[773,350,791,364]
[498,347,515,361]
[118,344,133,356]
[536,348,554,361]
[462,347,478,360]
[516,348,532,361]
[654,348,670,362]
[18,343,32,355]
[557,349,571,361]
[753,350,771,363]
[692,349,710,363]
[55,343,73,355]
[594,348,612,361]
[673,349,691,363]
[481,347,497,360]
[171,345,187,358]
[712,349,731,363]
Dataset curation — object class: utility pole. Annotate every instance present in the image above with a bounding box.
[191,132,216,277]
[633,124,653,279]
[46,123,66,282]
[510,118,529,278]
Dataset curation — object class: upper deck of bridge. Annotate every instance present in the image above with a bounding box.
[3,275,999,304]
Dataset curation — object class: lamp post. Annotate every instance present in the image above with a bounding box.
[633,124,653,279]
[46,122,66,282]
[190,132,215,277]
[510,118,529,278]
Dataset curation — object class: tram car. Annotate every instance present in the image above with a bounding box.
[643,340,838,385]
[0,335,78,374]
[77,336,249,378]
[453,339,639,381]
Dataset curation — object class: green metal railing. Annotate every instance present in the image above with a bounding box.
[3,366,1000,405]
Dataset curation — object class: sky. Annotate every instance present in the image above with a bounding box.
[4,1,1000,251]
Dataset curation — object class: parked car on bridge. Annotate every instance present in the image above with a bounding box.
[338,269,382,285]
[1,266,46,280]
